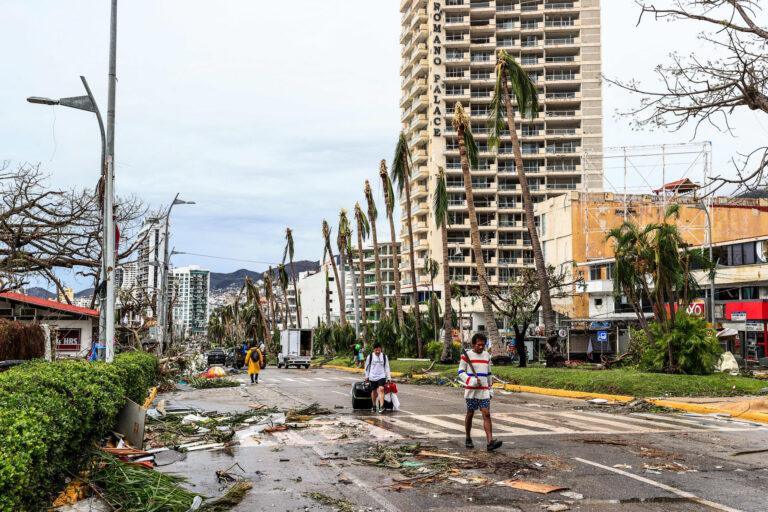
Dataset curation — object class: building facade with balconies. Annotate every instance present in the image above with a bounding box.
[399,0,603,317]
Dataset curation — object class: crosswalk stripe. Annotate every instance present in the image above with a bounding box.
[557,411,656,432]
[374,415,444,437]
[282,377,297,382]
[493,413,575,434]
[630,413,732,430]
[315,377,331,382]
[406,414,467,433]
[443,413,542,435]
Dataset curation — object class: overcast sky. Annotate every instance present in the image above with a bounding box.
[1,1,765,288]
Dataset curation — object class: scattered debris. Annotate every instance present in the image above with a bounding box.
[642,462,689,472]
[560,491,583,500]
[216,463,246,485]
[286,402,332,422]
[188,377,241,389]
[544,504,570,512]
[417,450,470,461]
[586,398,609,405]
[613,464,632,470]
[305,492,356,512]
[154,449,187,467]
[731,448,768,456]
[495,480,567,494]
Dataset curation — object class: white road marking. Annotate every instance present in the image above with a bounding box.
[558,411,657,432]
[492,413,575,434]
[574,457,744,512]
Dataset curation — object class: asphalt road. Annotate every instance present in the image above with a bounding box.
[157,367,768,512]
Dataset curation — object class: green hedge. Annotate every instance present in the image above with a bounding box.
[0,351,158,511]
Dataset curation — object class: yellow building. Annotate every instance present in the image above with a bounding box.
[535,191,768,358]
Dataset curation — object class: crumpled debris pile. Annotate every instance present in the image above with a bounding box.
[145,401,279,453]
[188,376,241,389]
[286,402,332,422]
[354,443,562,492]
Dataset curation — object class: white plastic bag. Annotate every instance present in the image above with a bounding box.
[386,392,401,411]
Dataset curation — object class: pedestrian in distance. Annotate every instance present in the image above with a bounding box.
[364,342,391,414]
[245,344,264,384]
[459,332,502,452]
[353,343,364,368]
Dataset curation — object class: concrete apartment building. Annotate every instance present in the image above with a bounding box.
[298,244,402,330]
[136,220,166,300]
[398,0,602,318]
[169,265,211,336]
[536,191,768,359]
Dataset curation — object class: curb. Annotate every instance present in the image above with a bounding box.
[320,365,768,424]
[322,364,404,378]
[646,398,768,424]
[496,383,635,403]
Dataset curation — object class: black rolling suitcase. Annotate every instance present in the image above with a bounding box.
[351,381,373,410]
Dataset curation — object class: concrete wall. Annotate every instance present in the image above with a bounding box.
[45,318,95,358]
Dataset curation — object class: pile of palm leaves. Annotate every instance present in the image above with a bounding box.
[88,452,251,511]
[188,377,241,389]
[286,402,331,422]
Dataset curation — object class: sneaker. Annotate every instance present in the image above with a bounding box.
[486,439,503,452]
[377,405,384,414]
[465,438,474,449]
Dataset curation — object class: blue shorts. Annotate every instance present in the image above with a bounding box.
[466,398,491,411]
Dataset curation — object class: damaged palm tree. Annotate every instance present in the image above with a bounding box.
[283,228,302,328]
[380,160,405,327]
[353,202,371,337]
[364,180,387,317]
[489,49,560,362]
[453,102,502,353]
[322,220,345,325]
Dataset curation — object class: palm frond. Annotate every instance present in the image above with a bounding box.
[489,49,539,147]
[433,167,449,228]
[391,132,411,195]
[283,227,294,264]
[452,102,478,168]
[337,209,350,252]
[364,180,377,221]
[379,159,395,215]
[354,202,370,240]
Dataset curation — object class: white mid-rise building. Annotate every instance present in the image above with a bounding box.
[169,265,211,336]
[137,221,166,301]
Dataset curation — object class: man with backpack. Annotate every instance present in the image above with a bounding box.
[364,343,391,413]
[459,333,502,451]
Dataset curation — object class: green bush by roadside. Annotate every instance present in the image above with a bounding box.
[0,351,158,512]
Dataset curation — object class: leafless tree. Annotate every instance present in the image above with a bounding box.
[608,1,768,194]
[0,161,149,298]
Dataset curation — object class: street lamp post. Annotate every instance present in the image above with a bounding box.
[27,76,110,356]
[694,201,716,325]
[156,195,194,353]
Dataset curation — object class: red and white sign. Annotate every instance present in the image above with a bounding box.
[56,328,82,352]
[686,301,705,317]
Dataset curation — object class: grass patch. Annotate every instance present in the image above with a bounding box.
[188,377,241,389]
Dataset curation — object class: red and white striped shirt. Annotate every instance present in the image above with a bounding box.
[458,349,492,399]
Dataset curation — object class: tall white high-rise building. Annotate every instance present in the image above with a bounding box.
[137,220,165,297]
[399,0,603,316]
[169,265,210,336]
[115,261,138,291]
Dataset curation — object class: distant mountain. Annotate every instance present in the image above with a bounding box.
[209,260,320,291]
[75,288,94,298]
[24,287,56,299]
[209,269,263,290]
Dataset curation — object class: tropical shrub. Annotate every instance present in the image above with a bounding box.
[639,313,722,375]
[0,351,158,511]
[426,340,462,363]
[0,320,46,361]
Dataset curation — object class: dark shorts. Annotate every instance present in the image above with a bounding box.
[371,378,387,390]
[466,398,491,411]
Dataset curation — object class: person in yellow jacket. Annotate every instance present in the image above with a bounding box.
[245,344,264,384]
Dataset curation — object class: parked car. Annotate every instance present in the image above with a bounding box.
[207,348,226,367]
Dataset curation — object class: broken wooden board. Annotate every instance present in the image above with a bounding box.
[495,479,567,494]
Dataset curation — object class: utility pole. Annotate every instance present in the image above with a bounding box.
[104,0,118,362]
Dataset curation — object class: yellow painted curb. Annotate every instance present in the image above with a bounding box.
[322,364,404,378]
[497,383,635,403]
[646,399,768,424]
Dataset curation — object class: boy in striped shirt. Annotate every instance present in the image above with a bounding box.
[458,332,502,451]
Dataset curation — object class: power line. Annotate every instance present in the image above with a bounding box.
[176,251,281,266]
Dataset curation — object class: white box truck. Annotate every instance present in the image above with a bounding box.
[277,329,312,369]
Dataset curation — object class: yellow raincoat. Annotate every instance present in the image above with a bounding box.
[245,348,264,375]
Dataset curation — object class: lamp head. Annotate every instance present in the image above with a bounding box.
[27,96,59,106]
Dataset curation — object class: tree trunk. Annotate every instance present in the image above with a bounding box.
[439,223,454,362]
[387,211,405,327]
[356,230,368,339]
[369,211,386,318]
[402,168,423,357]
[289,259,301,328]
[457,124,502,355]
[347,250,361,337]
[325,243,346,325]
[339,244,347,326]
[501,77,557,354]
[430,277,438,343]
[281,288,288,331]
[513,325,528,368]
